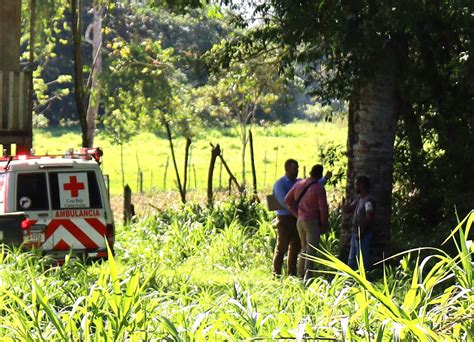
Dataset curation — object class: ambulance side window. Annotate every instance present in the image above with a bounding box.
[49,171,103,209]
[16,173,49,211]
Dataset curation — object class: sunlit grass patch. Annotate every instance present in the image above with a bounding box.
[33,119,347,195]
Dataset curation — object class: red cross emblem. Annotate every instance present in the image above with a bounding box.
[63,176,85,197]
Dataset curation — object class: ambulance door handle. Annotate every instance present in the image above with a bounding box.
[37,213,49,217]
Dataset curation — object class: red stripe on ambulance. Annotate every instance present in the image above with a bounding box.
[48,220,97,249]
[45,218,106,250]
[55,239,71,250]
[85,218,107,235]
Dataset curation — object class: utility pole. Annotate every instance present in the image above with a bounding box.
[0,1,32,154]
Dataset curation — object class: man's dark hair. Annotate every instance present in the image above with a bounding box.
[310,164,323,179]
[284,159,298,170]
[356,175,370,190]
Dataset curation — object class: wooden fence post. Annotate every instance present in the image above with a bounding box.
[150,170,153,190]
[207,144,221,206]
[123,184,134,223]
[212,143,242,194]
[138,171,143,194]
[219,158,223,190]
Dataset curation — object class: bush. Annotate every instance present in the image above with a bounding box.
[32,113,49,129]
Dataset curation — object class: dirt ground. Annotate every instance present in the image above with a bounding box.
[109,189,270,224]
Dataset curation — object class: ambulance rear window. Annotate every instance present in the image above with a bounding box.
[17,173,49,211]
[49,171,103,209]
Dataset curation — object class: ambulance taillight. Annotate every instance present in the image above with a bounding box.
[21,218,33,237]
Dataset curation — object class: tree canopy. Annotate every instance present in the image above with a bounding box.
[218,0,473,244]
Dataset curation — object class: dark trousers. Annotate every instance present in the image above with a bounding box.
[273,215,301,276]
[348,230,374,271]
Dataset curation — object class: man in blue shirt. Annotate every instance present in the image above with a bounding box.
[272,159,301,276]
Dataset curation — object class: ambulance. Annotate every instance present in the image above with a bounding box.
[0,148,114,260]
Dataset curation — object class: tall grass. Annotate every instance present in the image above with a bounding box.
[0,202,472,340]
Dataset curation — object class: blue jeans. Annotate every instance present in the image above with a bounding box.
[348,230,373,271]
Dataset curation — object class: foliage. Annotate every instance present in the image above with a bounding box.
[102,37,176,142]
[141,0,210,13]
[20,0,73,124]
[197,56,284,125]
[236,0,473,232]
[106,3,230,84]
[101,31,204,198]
[22,2,324,129]
[32,113,49,129]
[196,41,292,185]
[20,2,232,125]
[318,142,347,189]
[303,99,347,122]
[386,0,473,238]
[0,202,472,340]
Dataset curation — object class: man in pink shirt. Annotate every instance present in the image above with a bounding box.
[284,164,329,279]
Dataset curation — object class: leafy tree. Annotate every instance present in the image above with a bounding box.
[248,1,401,258]
[102,36,200,201]
[218,0,473,255]
[70,0,114,147]
[98,3,231,200]
[21,0,107,144]
[105,4,230,85]
[195,51,284,186]
[21,0,72,126]
[388,2,474,247]
[102,103,139,189]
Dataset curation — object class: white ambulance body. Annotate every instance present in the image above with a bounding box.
[0,149,114,260]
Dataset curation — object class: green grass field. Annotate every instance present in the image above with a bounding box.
[32,119,347,196]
